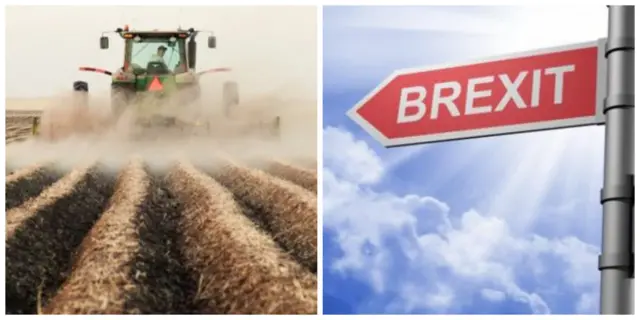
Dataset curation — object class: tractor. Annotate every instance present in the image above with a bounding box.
[34,25,281,141]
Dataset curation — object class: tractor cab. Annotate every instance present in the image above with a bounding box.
[122,31,188,75]
[99,26,216,92]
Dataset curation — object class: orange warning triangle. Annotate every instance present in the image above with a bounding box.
[148,77,163,91]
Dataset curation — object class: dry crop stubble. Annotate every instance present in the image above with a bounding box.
[5,164,116,314]
[43,158,147,314]
[4,156,318,314]
[5,100,318,314]
[6,162,95,240]
[261,159,317,193]
[167,161,317,314]
[5,163,63,210]
[210,158,317,273]
[5,163,47,182]
[124,168,199,314]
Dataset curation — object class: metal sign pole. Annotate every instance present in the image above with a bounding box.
[599,5,635,315]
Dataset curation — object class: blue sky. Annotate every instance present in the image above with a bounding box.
[322,5,609,314]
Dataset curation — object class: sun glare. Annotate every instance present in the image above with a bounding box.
[456,126,604,233]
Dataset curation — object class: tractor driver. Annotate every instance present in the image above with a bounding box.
[150,45,167,63]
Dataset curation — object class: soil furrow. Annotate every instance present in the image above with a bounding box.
[122,169,198,314]
[6,163,94,240]
[167,161,317,314]
[44,158,147,314]
[5,165,117,314]
[6,163,48,184]
[263,160,317,193]
[210,160,317,273]
[5,164,63,211]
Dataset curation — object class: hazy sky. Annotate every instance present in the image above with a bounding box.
[5,5,317,101]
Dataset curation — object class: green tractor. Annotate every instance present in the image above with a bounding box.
[55,25,280,140]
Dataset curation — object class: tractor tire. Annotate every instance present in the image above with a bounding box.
[72,80,90,110]
[73,81,89,92]
[222,81,239,118]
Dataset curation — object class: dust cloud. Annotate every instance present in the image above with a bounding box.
[5,5,318,171]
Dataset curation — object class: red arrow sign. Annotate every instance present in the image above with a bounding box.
[347,39,607,148]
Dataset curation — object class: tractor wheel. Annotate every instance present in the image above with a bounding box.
[36,81,89,141]
[222,81,239,118]
[73,81,88,92]
[71,80,90,109]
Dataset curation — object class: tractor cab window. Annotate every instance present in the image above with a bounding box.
[127,36,187,74]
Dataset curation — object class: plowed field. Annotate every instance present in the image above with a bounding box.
[5,114,318,315]
[5,110,41,144]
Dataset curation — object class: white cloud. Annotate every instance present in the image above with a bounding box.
[536,236,600,289]
[417,210,553,314]
[324,126,384,185]
[481,289,506,302]
[323,168,447,292]
[417,208,601,314]
[576,292,598,314]
[397,283,456,313]
[323,127,600,314]
[425,284,456,310]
